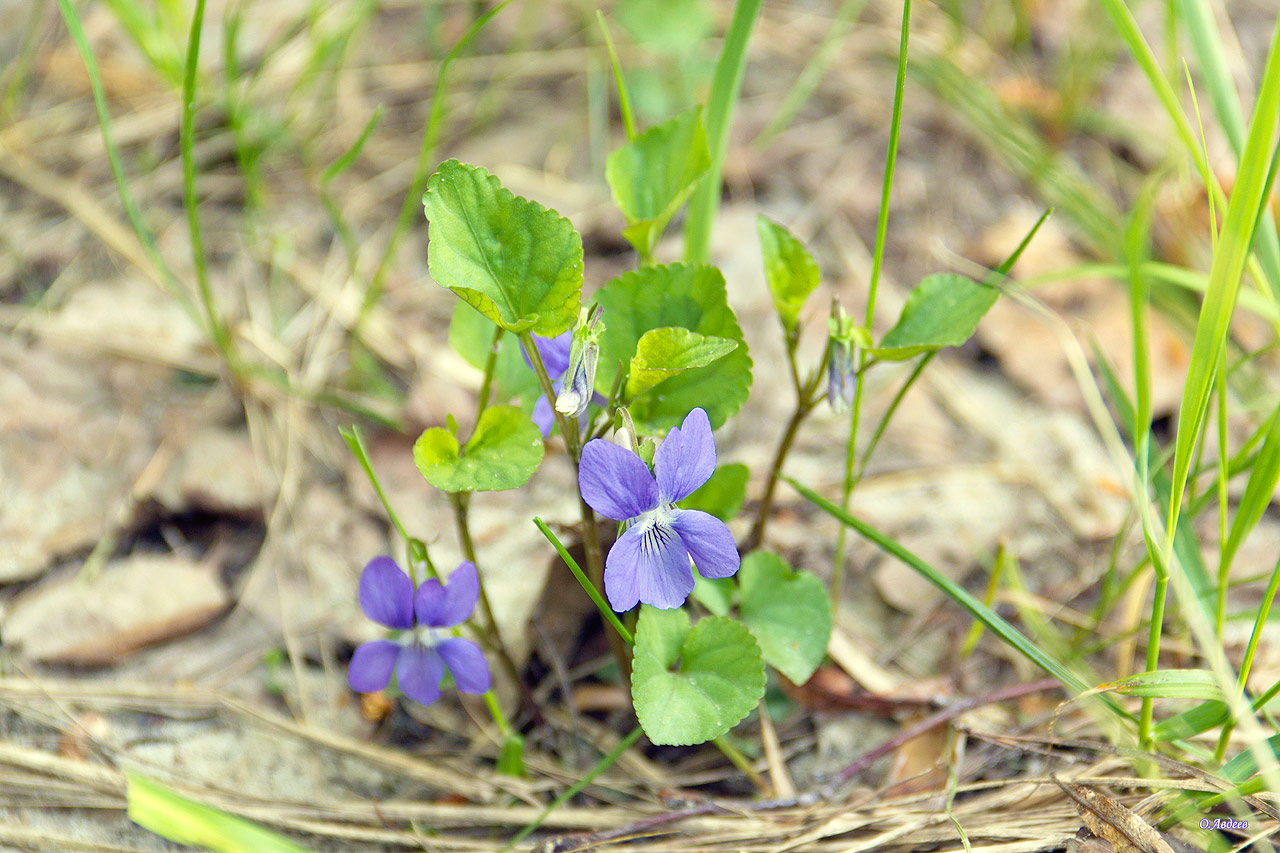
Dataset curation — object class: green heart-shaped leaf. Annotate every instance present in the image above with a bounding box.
[632,607,765,746]
[738,551,830,685]
[596,263,752,431]
[424,160,582,336]
[871,273,997,360]
[757,216,819,331]
[627,327,737,397]
[607,107,711,257]
[413,405,543,492]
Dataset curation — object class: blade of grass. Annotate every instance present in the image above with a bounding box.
[787,476,1095,699]
[683,0,763,265]
[596,11,637,142]
[362,0,514,317]
[1165,14,1280,543]
[831,0,911,605]
[127,772,310,852]
[532,517,633,646]
[752,0,869,148]
[1173,0,1280,299]
[503,726,644,850]
[52,0,200,326]
[180,0,234,359]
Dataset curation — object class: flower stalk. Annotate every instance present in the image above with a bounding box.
[518,329,623,678]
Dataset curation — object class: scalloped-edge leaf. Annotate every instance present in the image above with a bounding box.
[737,551,830,685]
[632,606,765,746]
[596,263,752,431]
[627,326,737,397]
[424,159,582,336]
[607,107,711,257]
[757,216,819,330]
[871,273,997,361]
[413,405,544,492]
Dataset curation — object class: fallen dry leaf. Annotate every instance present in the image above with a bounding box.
[2,553,228,664]
[1056,778,1175,853]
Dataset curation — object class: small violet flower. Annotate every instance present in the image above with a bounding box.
[348,557,491,706]
[578,407,740,611]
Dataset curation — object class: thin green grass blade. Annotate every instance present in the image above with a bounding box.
[786,477,1094,698]
[504,727,644,850]
[753,0,868,147]
[533,517,633,646]
[596,11,637,141]
[683,0,762,264]
[1174,0,1280,297]
[322,105,382,184]
[127,773,310,852]
[52,0,199,325]
[364,0,515,315]
[1168,16,1280,540]
[1221,404,1280,579]
[180,0,234,357]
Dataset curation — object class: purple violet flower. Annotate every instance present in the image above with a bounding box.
[578,407,740,611]
[348,557,491,705]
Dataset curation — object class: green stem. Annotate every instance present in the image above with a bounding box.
[1139,566,1168,750]
[504,727,644,850]
[483,689,514,738]
[520,331,627,682]
[832,0,911,600]
[683,0,763,264]
[749,334,830,551]
[476,324,503,420]
[714,734,768,794]
[448,492,535,715]
[534,518,633,646]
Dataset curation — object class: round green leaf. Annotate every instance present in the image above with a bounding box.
[757,215,819,331]
[871,273,998,361]
[596,263,752,431]
[626,327,737,398]
[738,551,831,685]
[607,107,711,257]
[632,607,765,746]
[423,160,583,337]
[413,405,543,492]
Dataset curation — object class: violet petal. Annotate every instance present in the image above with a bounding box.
[416,562,480,628]
[671,509,740,579]
[437,637,491,694]
[397,644,445,706]
[653,407,716,503]
[522,331,572,379]
[604,520,695,611]
[579,438,660,521]
[358,556,415,630]
[347,640,400,694]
